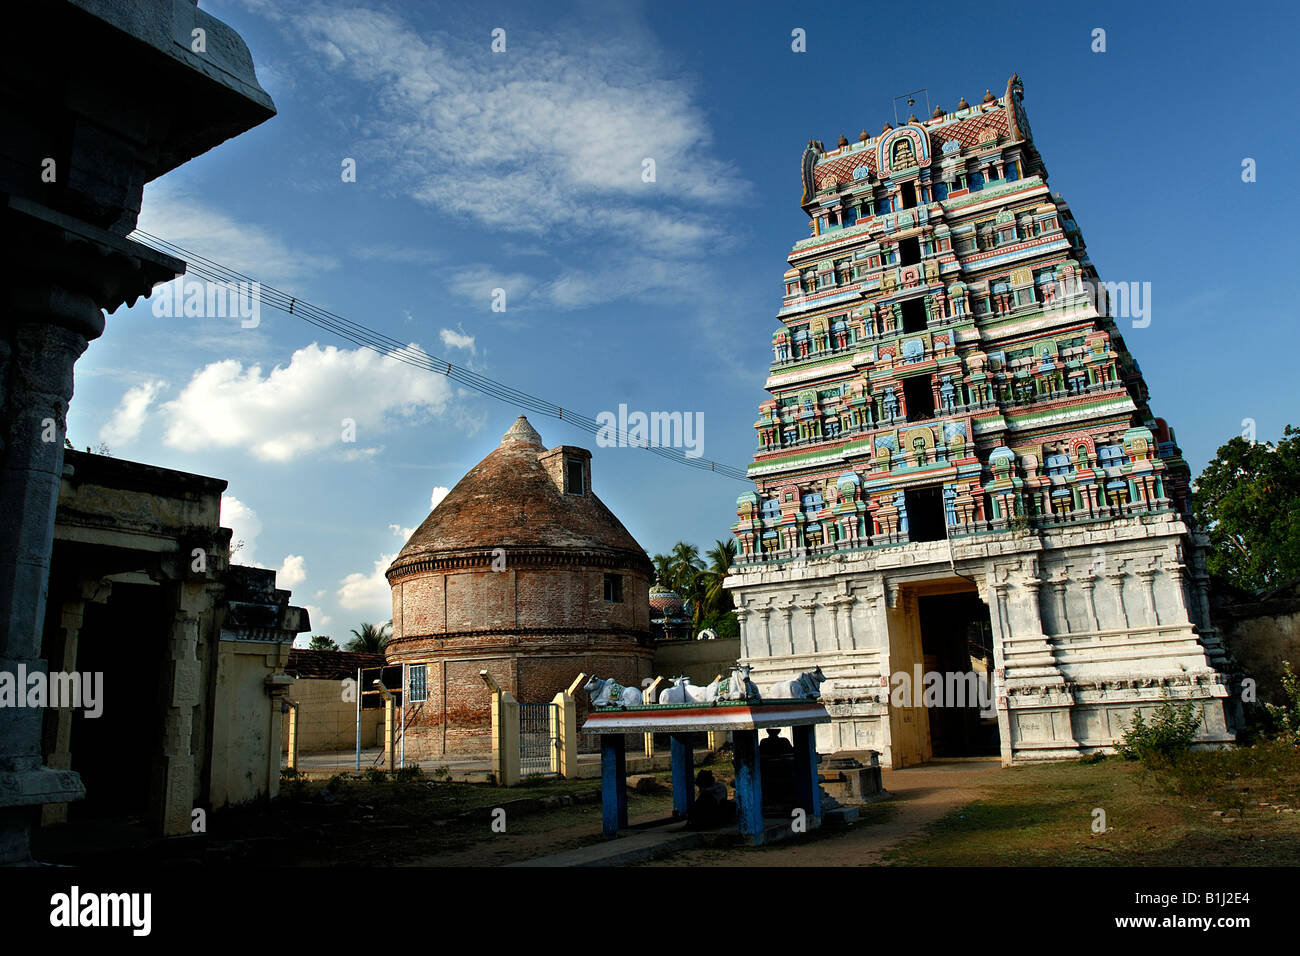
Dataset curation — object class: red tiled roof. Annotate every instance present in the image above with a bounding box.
[286,649,386,680]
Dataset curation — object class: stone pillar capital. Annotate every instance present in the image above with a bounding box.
[4,197,185,342]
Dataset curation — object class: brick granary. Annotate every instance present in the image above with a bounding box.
[385,417,653,757]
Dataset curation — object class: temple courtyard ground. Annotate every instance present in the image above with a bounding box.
[31,742,1300,866]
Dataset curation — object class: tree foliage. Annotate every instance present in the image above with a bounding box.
[1191,424,1300,593]
[651,538,738,634]
[346,621,391,653]
[307,634,339,651]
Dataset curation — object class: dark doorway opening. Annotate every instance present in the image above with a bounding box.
[901,296,926,331]
[905,487,946,543]
[899,236,920,266]
[900,182,918,209]
[918,592,999,757]
[64,583,170,821]
[902,375,934,421]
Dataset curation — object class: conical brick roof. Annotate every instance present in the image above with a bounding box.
[386,416,648,579]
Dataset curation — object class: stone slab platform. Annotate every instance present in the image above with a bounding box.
[581,700,831,734]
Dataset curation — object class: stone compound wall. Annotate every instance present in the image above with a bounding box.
[728,514,1235,768]
[652,637,743,686]
[279,679,385,754]
[1214,586,1300,707]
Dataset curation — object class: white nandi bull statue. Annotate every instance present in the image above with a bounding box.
[584,675,643,708]
[657,676,712,704]
[763,666,827,700]
[710,664,761,702]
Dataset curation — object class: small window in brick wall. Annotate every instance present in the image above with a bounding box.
[603,573,624,603]
[409,664,428,703]
[566,458,585,495]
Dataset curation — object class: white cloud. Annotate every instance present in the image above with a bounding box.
[389,523,415,540]
[253,3,744,308]
[337,552,397,616]
[445,265,537,308]
[136,180,338,286]
[302,605,331,630]
[99,379,166,446]
[439,328,475,353]
[221,495,262,565]
[430,486,450,510]
[277,554,308,590]
[160,342,455,462]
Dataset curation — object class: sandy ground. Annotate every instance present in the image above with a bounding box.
[642,758,1002,866]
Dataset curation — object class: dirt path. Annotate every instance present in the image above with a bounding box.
[642,758,1002,866]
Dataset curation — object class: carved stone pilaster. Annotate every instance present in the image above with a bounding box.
[1047,574,1070,635]
[1135,569,1159,626]
[798,600,819,653]
[1104,570,1128,628]
[1078,574,1100,632]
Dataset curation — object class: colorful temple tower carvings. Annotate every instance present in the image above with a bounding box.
[727,76,1236,766]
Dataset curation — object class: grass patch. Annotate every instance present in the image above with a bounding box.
[886,741,1300,866]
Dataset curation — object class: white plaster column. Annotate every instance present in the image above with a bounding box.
[758,607,774,657]
[1105,570,1128,628]
[799,600,819,653]
[1136,569,1159,626]
[1078,574,1101,632]
[733,605,752,651]
[1048,575,1070,635]
[779,602,796,655]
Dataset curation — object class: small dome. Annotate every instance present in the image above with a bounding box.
[907,113,918,123]
[501,415,542,446]
[982,89,996,104]
[388,416,648,579]
[859,129,869,142]
[836,134,849,147]
[957,97,970,110]
[649,586,684,618]
[881,121,893,133]
[932,105,945,119]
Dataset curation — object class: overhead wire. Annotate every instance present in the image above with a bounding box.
[129,229,751,481]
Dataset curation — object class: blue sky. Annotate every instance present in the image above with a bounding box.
[70,0,1297,643]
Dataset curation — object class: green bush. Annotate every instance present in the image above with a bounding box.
[393,765,424,784]
[1262,661,1300,741]
[1116,699,1202,764]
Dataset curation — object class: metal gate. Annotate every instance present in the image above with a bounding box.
[519,703,559,778]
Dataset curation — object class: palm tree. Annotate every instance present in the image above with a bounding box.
[346,621,391,653]
[651,552,674,588]
[307,634,339,651]
[668,541,703,595]
[700,538,737,619]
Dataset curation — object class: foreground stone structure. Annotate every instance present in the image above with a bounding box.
[41,452,308,834]
[727,76,1236,767]
[0,0,274,861]
[386,417,653,757]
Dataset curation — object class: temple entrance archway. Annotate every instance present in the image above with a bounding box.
[886,578,998,767]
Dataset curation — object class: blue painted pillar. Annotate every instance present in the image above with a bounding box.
[670,733,694,818]
[600,733,627,838]
[732,729,764,843]
[793,724,821,820]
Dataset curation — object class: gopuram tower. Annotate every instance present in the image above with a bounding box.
[727,75,1236,767]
